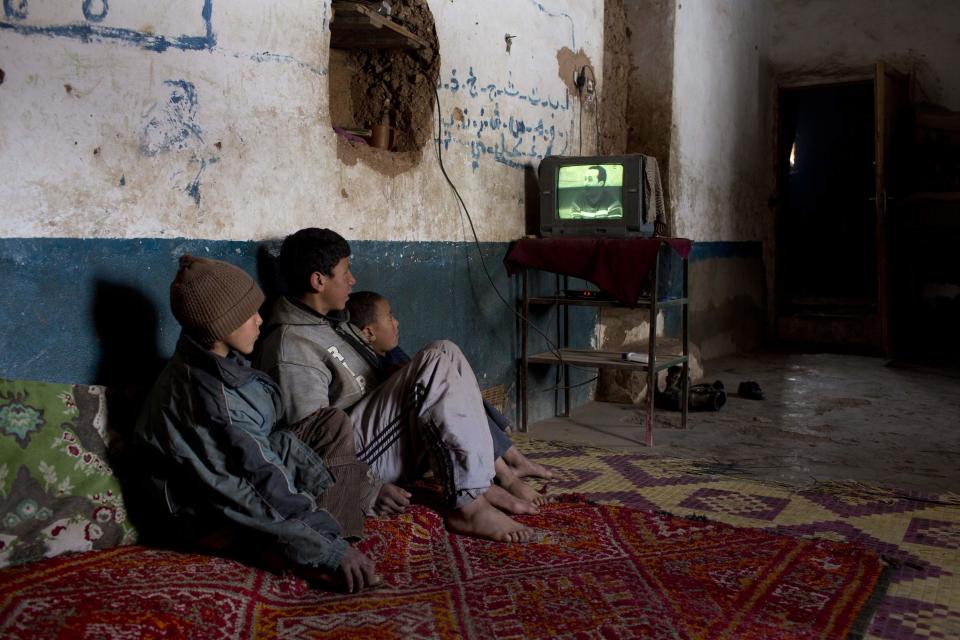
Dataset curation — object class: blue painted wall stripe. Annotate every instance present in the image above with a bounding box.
[1,0,214,52]
[0,237,757,423]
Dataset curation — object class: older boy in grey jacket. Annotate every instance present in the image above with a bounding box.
[256,229,532,543]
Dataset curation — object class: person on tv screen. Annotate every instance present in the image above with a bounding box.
[570,165,623,218]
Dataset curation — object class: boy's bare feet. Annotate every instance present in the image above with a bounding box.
[495,458,553,507]
[445,493,532,543]
[501,445,554,479]
[484,484,539,515]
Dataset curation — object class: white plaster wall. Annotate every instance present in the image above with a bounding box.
[0,0,602,241]
[668,0,772,243]
[426,1,602,241]
[770,0,960,109]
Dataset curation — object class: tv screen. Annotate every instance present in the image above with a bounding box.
[539,154,646,237]
[557,164,624,220]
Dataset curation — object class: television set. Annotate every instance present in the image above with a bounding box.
[538,154,647,237]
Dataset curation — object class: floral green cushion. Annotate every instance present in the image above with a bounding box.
[0,378,137,567]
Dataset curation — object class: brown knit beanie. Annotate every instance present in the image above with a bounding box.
[170,255,265,345]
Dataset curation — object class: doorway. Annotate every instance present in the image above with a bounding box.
[775,81,880,351]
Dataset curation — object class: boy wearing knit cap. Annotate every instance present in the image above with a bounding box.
[134,255,380,592]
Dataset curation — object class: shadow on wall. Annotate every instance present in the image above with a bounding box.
[92,280,166,536]
[255,244,285,302]
[93,280,166,438]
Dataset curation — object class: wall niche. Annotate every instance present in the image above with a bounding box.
[328,0,440,155]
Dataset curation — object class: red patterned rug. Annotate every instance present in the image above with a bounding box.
[0,500,885,639]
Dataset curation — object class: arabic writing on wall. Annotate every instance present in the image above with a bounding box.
[438,67,571,171]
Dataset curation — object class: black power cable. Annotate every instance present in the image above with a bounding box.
[431,87,598,393]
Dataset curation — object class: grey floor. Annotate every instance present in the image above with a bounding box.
[526,351,960,494]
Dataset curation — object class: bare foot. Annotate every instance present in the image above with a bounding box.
[445,494,532,543]
[495,459,553,507]
[484,484,539,515]
[502,446,554,479]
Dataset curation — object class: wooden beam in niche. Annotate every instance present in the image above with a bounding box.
[330,1,429,50]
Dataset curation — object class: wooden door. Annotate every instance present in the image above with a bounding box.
[874,63,909,357]
[774,65,909,354]
[775,80,878,350]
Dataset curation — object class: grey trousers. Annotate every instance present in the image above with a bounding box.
[347,340,495,508]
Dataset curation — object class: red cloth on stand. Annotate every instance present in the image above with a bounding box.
[503,236,693,306]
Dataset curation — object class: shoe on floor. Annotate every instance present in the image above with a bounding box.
[737,380,764,400]
[689,383,726,411]
[655,366,684,411]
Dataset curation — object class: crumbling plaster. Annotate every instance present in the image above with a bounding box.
[0,0,603,243]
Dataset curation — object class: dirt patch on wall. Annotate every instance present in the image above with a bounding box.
[556,47,594,96]
[623,0,675,163]
[557,47,599,153]
[329,0,440,172]
[601,0,629,154]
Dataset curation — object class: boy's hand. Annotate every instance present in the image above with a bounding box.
[297,547,380,593]
[373,483,412,515]
[337,546,381,593]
